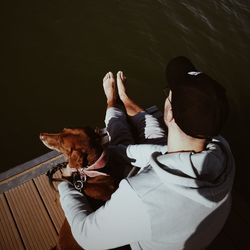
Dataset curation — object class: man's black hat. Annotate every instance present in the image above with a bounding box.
[165,56,229,139]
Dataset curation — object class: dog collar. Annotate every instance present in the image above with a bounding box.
[87,150,108,170]
[79,150,109,178]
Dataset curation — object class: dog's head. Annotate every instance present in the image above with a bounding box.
[40,127,102,168]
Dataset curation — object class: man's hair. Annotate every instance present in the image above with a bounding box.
[165,56,229,139]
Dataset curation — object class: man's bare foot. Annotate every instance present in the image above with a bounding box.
[117,71,128,102]
[116,71,143,116]
[103,72,117,107]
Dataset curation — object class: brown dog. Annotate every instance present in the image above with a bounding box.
[40,127,121,250]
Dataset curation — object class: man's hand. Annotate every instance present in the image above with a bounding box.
[62,164,77,178]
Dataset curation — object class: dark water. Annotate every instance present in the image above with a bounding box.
[1,0,250,198]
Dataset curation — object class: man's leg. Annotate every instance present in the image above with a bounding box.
[103,72,135,179]
[117,71,167,145]
[103,72,134,146]
[116,71,144,116]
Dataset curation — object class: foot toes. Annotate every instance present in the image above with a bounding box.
[108,71,114,79]
[103,72,109,81]
[117,71,122,78]
[103,72,115,82]
[117,71,126,81]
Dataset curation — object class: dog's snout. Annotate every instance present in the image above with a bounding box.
[39,133,46,140]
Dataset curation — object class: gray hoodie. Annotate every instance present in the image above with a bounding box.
[58,136,235,250]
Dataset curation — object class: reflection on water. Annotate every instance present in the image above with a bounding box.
[1,0,250,198]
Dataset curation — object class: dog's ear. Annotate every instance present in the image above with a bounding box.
[68,150,84,168]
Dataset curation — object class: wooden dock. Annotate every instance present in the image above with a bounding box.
[0,151,65,250]
[0,106,250,249]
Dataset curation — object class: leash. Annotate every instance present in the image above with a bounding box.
[46,150,109,192]
[46,162,87,192]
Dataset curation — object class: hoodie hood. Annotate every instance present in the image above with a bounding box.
[150,136,235,208]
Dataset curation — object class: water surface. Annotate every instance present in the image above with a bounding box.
[1,0,250,198]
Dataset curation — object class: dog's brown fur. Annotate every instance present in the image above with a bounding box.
[40,127,120,250]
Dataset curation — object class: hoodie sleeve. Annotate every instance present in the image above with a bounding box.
[58,180,151,250]
[126,144,167,168]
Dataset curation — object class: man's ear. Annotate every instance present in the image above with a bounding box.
[166,108,174,123]
[68,150,83,168]
[164,98,174,126]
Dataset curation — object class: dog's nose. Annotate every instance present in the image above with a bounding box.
[39,133,45,140]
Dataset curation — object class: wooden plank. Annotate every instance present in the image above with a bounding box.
[5,180,58,250]
[208,229,235,250]
[216,206,250,249]
[0,154,65,193]
[209,191,250,249]
[0,193,25,250]
[207,211,237,250]
[232,190,250,226]
[34,174,65,233]
[0,150,61,182]
[209,190,250,250]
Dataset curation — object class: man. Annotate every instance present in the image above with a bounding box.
[58,56,235,250]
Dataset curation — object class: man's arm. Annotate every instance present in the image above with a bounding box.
[58,180,151,249]
[126,144,167,168]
